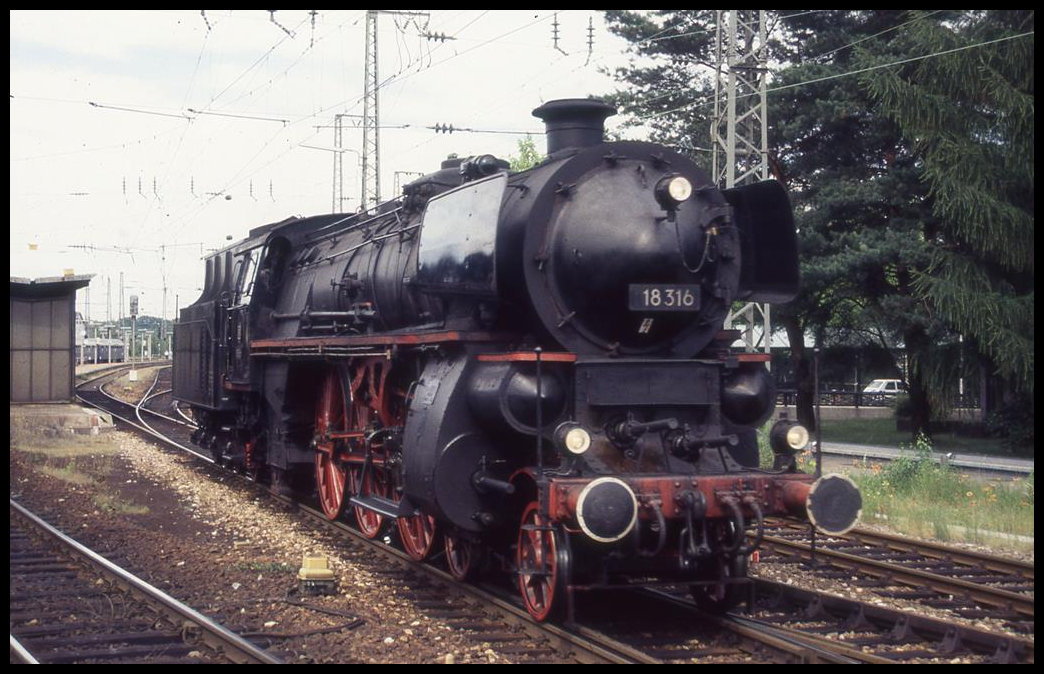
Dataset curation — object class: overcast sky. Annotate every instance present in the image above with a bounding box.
[10,10,637,322]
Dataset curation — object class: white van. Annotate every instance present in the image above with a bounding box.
[862,379,905,394]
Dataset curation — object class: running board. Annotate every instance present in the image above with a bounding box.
[348,495,418,519]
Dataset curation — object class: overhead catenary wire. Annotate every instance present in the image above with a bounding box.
[18,10,1016,320]
[165,11,554,234]
[26,12,1015,288]
[645,28,1035,121]
[579,10,957,126]
[14,11,571,234]
[163,13,1033,282]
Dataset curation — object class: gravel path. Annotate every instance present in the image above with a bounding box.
[10,428,515,664]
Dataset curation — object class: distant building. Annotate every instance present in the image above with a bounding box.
[75,338,125,364]
[74,313,125,364]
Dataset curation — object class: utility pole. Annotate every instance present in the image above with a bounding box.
[362,10,380,212]
[319,114,364,213]
[130,294,138,366]
[713,10,772,360]
[361,10,429,212]
[160,244,167,347]
[333,113,345,212]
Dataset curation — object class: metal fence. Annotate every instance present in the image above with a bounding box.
[776,390,981,409]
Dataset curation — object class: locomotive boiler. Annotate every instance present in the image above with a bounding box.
[173,97,861,621]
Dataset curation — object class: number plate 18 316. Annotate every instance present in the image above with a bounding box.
[628,284,700,311]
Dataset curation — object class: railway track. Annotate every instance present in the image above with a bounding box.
[75,367,631,663]
[548,578,1033,664]
[71,365,1034,664]
[72,367,853,663]
[75,366,205,463]
[743,577,1033,663]
[9,499,280,665]
[757,519,1034,628]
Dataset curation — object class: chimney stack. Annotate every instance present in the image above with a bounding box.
[532,98,617,155]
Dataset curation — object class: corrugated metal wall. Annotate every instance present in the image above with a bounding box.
[10,296,76,402]
[10,279,86,403]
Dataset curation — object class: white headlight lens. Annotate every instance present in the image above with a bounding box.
[667,176,693,202]
[564,427,592,454]
[786,424,810,450]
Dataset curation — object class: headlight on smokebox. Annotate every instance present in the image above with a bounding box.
[654,173,694,210]
[770,419,810,454]
[554,422,591,456]
[576,477,638,543]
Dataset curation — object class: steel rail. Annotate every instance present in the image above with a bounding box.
[750,577,1034,663]
[642,588,873,664]
[10,634,40,664]
[768,518,1033,580]
[10,499,281,664]
[73,374,645,664]
[76,369,217,466]
[758,533,1033,620]
[281,496,651,664]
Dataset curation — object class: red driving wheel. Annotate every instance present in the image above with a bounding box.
[348,465,387,538]
[314,369,349,520]
[398,512,439,561]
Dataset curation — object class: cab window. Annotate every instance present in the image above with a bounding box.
[235,248,261,305]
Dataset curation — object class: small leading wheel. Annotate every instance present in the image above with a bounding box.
[348,466,386,539]
[689,554,750,614]
[314,370,349,520]
[398,513,439,561]
[516,502,569,622]
[444,533,482,581]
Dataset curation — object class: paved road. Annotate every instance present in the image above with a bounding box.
[817,441,1033,476]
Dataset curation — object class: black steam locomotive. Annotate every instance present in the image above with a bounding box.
[173,98,861,621]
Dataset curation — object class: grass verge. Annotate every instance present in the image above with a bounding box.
[847,434,1033,551]
[11,422,149,517]
[758,426,1033,554]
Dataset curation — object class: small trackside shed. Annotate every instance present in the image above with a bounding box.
[10,275,93,403]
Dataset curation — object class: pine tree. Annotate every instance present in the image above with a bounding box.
[606,11,943,436]
[604,11,1033,440]
[859,10,1034,404]
[602,10,720,165]
[767,10,940,433]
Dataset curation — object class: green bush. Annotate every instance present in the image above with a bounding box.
[891,392,913,418]
[850,434,1034,548]
[985,395,1033,451]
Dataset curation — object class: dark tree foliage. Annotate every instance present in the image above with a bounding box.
[767,10,942,436]
[857,10,1034,406]
[604,11,1033,439]
[602,11,721,166]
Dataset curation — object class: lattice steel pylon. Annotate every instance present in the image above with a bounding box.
[333,113,345,213]
[360,9,428,212]
[712,9,772,359]
[361,9,381,212]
